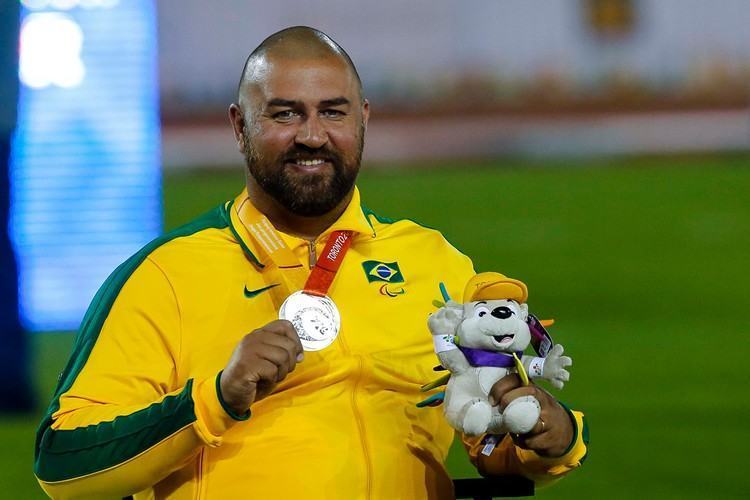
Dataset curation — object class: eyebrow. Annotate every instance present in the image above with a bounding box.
[474,301,487,307]
[320,97,350,107]
[267,97,351,108]
[267,98,297,108]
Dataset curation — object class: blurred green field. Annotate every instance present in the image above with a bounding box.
[3,154,748,498]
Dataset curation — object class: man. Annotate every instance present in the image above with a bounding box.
[34,27,587,499]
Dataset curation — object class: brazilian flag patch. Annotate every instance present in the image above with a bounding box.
[362,260,405,283]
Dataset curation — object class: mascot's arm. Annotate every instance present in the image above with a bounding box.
[461,405,589,487]
[522,344,572,390]
[428,300,470,374]
[437,349,471,374]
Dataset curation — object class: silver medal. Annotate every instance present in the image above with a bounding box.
[279,290,340,351]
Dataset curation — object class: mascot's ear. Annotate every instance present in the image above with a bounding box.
[519,302,529,321]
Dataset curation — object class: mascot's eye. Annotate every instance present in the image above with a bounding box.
[491,306,514,320]
[474,306,489,318]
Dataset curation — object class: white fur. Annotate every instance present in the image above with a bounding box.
[427,298,572,436]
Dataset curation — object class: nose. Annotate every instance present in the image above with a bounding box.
[491,307,514,319]
[295,115,328,149]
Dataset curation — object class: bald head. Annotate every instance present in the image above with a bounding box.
[238,26,362,104]
[227,25,370,224]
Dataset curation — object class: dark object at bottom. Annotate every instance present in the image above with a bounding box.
[453,475,534,499]
[123,477,534,500]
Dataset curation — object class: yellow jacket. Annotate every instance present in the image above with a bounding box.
[35,188,587,499]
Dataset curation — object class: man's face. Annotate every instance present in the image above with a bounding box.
[236,56,369,217]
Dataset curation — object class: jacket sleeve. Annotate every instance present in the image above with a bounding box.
[462,405,589,487]
[34,256,246,499]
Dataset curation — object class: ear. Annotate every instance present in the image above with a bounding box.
[518,303,528,321]
[228,103,245,151]
[361,99,370,131]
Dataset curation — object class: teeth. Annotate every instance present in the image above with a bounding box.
[296,159,325,166]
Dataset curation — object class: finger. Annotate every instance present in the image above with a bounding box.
[510,432,530,450]
[259,332,300,358]
[510,412,550,450]
[446,300,462,310]
[523,429,556,452]
[498,385,537,411]
[262,319,298,339]
[274,362,289,382]
[528,413,549,435]
[255,343,294,380]
[265,355,290,383]
[488,373,523,405]
[561,357,572,367]
[260,337,298,375]
[262,320,304,358]
[550,379,563,390]
[560,370,570,381]
[254,358,281,385]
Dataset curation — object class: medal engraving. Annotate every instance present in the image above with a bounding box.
[279,291,340,351]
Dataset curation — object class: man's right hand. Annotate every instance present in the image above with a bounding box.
[219,319,304,415]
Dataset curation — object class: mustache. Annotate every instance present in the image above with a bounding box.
[280,145,340,163]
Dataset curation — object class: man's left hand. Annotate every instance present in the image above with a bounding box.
[489,374,574,457]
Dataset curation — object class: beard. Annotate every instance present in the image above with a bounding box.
[242,129,364,217]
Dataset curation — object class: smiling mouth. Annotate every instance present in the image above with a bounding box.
[493,334,514,343]
[285,158,333,174]
[284,158,330,169]
[290,158,326,166]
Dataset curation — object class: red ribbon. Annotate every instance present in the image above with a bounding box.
[304,230,354,297]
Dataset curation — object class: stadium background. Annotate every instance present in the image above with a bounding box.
[1,0,748,498]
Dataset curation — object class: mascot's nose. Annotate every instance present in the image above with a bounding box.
[491,306,514,319]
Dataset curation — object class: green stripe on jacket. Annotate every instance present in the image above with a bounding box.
[34,204,233,482]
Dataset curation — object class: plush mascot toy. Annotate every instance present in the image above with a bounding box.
[424,272,572,437]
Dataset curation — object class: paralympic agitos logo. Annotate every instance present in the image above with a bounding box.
[361,260,406,297]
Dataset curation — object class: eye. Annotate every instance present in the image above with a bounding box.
[321,109,345,119]
[474,306,489,318]
[273,110,297,122]
[491,306,515,319]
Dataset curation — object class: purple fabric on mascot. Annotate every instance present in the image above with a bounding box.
[458,346,523,368]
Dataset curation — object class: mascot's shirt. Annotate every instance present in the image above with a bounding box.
[34,187,587,500]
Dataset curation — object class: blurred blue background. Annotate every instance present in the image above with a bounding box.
[12,0,161,331]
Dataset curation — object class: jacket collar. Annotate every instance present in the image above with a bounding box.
[227,186,376,267]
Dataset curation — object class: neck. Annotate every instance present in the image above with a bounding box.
[245,176,353,240]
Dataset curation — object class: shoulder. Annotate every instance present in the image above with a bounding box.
[145,203,236,265]
[75,204,233,343]
[87,204,235,312]
[360,205,474,274]
[362,205,465,250]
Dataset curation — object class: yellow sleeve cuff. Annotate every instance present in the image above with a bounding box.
[191,373,250,446]
[515,405,589,481]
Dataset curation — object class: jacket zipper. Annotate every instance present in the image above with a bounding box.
[350,355,373,499]
[310,234,372,496]
[307,239,317,268]
[337,330,372,498]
